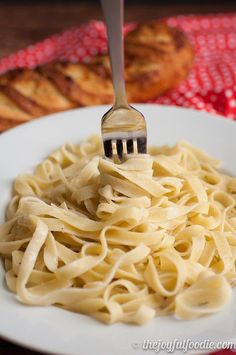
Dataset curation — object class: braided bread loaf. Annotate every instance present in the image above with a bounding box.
[0,22,194,131]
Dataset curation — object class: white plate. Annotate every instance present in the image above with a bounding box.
[0,104,236,355]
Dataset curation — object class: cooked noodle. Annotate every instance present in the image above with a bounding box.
[0,135,235,324]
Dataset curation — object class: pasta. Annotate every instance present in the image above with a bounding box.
[0,135,236,324]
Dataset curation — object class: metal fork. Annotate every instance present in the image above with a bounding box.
[101,0,147,162]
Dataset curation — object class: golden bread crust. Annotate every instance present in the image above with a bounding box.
[0,22,194,131]
[41,63,113,106]
[0,70,76,113]
[124,22,194,101]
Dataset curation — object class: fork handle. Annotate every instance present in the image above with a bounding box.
[101,0,128,107]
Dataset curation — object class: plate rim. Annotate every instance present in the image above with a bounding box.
[1,103,235,141]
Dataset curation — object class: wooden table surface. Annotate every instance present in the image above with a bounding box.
[0,1,236,354]
[1,1,236,59]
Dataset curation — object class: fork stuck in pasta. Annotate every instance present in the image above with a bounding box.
[0,135,235,324]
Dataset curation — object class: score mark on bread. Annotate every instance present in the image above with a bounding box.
[0,22,194,132]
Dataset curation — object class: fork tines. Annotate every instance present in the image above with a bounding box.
[103,136,147,161]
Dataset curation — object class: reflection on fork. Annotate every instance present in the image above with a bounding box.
[100,0,147,162]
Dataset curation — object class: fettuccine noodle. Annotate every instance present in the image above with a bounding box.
[0,135,235,324]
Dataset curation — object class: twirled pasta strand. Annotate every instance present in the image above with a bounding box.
[0,135,235,324]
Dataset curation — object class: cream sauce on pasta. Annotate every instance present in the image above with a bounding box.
[0,135,235,324]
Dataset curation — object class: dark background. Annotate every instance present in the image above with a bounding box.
[0,0,236,58]
[0,0,236,353]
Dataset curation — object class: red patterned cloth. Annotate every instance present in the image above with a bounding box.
[0,14,236,119]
